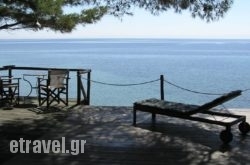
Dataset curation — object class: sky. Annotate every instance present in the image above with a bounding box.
[1,1,250,39]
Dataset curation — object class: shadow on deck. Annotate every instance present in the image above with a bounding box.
[0,105,250,164]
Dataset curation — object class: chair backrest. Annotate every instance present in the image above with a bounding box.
[48,70,69,88]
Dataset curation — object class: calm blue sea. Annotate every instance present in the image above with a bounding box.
[1,39,250,108]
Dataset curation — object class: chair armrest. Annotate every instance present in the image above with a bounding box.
[37,77,49,88]
[0,77,21,83]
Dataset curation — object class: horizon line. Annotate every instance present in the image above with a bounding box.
[1,37,250,40]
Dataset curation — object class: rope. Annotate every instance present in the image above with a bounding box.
[242,88,250,93]
[82,75,250,97]
[81,77,160,87]
[164,80,223,96]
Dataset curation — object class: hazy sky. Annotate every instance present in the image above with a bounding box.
[1,1,250,39]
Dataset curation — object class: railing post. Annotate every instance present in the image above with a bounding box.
[8,67,12,78]
[77,71,81,104]
[7,66,14,99]
[2,65,14,78]
[160,75,164,100]
[76,70,91,105]
[87,71,91,105]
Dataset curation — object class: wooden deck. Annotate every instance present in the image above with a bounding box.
[0,105,250,164]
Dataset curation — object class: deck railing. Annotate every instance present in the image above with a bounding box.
[0,65,91,105]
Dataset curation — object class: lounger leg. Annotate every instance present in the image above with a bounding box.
[220,126,233,144]
[152,113,156,126]
[133,108,136,126]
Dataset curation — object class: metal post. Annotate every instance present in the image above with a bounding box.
[160,75,164,100]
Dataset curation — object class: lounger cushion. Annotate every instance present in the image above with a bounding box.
[134,90,242,116]
[134,98,200,116]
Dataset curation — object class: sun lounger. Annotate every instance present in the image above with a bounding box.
[133,90,250,143]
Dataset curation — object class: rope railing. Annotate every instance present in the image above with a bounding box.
[81,74,250,100]
[163,79,224,96]
[81,77,160,86]
[242,88,250,93]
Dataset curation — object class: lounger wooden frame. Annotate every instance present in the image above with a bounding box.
[133,90,250,143]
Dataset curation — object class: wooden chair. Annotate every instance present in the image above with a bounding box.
[133,90,250,144]
[37,70,69,109]
[0,76,20,107]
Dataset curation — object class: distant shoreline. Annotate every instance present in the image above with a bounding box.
[1,38,250,41]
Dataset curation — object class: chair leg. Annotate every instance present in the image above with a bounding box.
[66,92,68,106]
[17,85,19,105]
[46,90,50,109]
[38,87,41,106]
[46,89,68,107]
[66,84,69,106]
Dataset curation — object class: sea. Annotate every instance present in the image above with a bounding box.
[1,38,250,108]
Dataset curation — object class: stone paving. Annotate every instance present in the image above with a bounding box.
[0,105,249,164]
